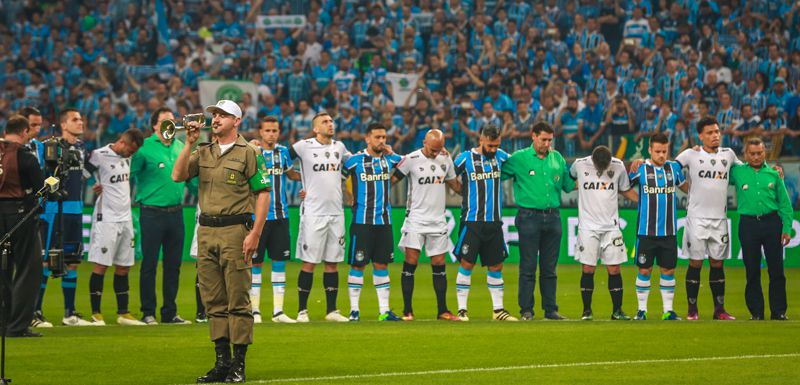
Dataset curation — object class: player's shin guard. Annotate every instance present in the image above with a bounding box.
[250,266,262,313]
[608,273,623,313]
[297,271,313,312]
[63,269,78,316]
[374,268,391,314]
[113,274,129,314]
[456,266,472,311]
[89,272,104,314]
[271,261,287,314]
[635,273,651,312]
[685,265,701,311]
[580,272,594,313]
[660,273,676,313]
[401,262,417,314]
[487,271,504,310]
[709,266,725,309]
[36,266,50,311]
[432,264,448,315]
[347,269,364,312]
[323,271,339,314]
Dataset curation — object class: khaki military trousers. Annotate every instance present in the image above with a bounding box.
[197,224,253,345]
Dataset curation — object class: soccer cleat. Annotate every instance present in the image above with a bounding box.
[195,312,208,323]
[296,310,310,323]
[348,310,360,322]
[378,310,403,321]
[713,309,736,321]
[611,310,631,321]
[457,309,469,321]
[634,310,647,320]
[272,312,297,323]
[437,311,461,322]
[581,310,593,321]
[686,310,699,321]
[492,309,518,321]
[63,312,93,326]
[402,312,415,321]
[662,311,682,321]
[163,315,191,325]
[141,315,159,325]
[324,310,349,322]
[90,313,106,326]
[117,313,146,326]
[31,311,53,328]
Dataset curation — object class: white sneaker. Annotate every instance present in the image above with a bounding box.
[141,315,159,325]
[296,310,310,323]
[89,313,107,326]
[272,312,297,323]
[63,313,93,326]
[31,311,53,328]
[324,310,350,322]
[117,313,146,326]
[253,311,263,324]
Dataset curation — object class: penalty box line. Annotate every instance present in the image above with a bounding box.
[223,352,800,384]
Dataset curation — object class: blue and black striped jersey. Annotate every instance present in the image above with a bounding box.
[344,151,403,225]
[629,160,686,237]
[261,145,292,221]
[454,149,509,223]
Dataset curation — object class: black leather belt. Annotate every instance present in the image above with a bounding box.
[742,211,778,221]
[140,204,182,213]
[520,207,559,214]
[199,213,253,228]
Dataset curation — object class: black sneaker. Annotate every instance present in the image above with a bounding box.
[771,314,789,321]
[544,311,567,320]
[8,328,43,337]
[520,311,534,321]
[195,312,208,323]
[162,315,192,325]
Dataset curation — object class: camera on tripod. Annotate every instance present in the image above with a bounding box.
[42,137,82,176]
[47,241,83,278]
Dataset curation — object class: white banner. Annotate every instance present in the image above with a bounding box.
[257,15,307,29]
[386,72,420,107]
[411,12,434,28]
[198,80,258,111]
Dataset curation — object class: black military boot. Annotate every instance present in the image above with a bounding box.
[197,340,231,383]
[225,344,247,383]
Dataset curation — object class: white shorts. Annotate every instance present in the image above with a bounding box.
[297,215,345,264]
[88,221,135,267]
[398,230,452,257]
[683,217,730,261]
[574,228,627,267]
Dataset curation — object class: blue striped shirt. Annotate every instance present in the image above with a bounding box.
[261,145,292,220]
[454,149,509,223]
[344,151,403,225]
[629,161,686,237]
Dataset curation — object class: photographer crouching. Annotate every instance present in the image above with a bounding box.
[1,115,45,337]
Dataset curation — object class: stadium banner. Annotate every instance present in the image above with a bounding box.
[83,207,800,267]
[198,80,258,110]
[257,15,307,29]
[386,72,420,107]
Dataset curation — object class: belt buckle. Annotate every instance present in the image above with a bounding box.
[756,214,763,221]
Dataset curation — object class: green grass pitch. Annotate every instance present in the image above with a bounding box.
[7,262,800,384]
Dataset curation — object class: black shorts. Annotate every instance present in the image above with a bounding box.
[254,218,291,264]
[348,224,394,267]
[454,221,507,267]
[40,213,84,261]
[635,235,678,269]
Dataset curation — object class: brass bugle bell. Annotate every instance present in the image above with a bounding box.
[160,113,210,140]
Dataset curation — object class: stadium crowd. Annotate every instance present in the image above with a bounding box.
[2,0,800,159]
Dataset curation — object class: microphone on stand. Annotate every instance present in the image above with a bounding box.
[34,176,60,198]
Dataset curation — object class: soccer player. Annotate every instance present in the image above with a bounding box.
[453,124,517,321]
[570,146,638,321]
[250,116,301,324]
[290,112,351,322]
[629,133,686,321]
[343,122,403,321]
[675,116,740,320]
[393,129,462,321]
[85,129,145,326]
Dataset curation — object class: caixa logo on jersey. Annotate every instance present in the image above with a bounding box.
[312,163,340,172]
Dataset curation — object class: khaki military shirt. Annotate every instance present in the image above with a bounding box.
[188,134,271,216]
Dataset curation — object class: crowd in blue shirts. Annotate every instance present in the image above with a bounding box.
[2,0,800,159]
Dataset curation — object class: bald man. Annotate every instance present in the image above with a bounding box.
[392,129,462,321]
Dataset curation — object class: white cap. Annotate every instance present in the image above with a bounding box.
[205,99,242,119]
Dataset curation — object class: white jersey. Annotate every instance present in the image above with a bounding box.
[290,138,351,216]
[569,156,630,231]
[395,149,457,232]
[675,147,740,219]
[87,144,132,222]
